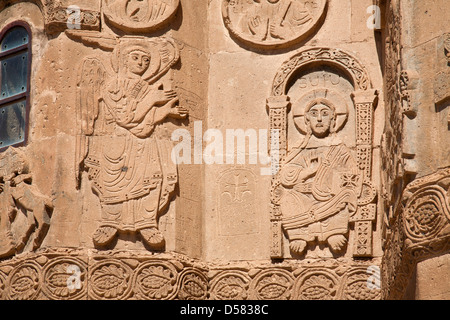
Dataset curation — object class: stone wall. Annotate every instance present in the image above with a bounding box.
[0,0,448,300]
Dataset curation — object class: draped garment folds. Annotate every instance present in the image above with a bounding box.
[279,144,360,242]
[84,77,176,232]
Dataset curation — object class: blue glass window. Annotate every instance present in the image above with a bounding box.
[0,23,31,149]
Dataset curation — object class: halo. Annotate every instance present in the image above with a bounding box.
[292,88,349,135]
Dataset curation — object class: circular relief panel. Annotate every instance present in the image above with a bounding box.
[89,259,133,300]
[6,262,41,300]
[249,269,294,300]
[293,268,339,300]
[42,257,88,300]
[176,268,209,300]
[103,0,180,33]
[210,270,251,300]
[222,0,328,49]
[132,260,178,300]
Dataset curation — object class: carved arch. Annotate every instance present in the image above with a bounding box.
[271,47,372,97]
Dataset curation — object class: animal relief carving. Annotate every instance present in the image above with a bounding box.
[0,148,53,259]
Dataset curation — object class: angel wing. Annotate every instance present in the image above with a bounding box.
[75,57,108,188]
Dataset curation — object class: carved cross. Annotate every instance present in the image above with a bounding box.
[224,173,251,203]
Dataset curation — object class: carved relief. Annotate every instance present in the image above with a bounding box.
[133,260,178,300]
[103,0,180,33]
[402,168,450,245]
[89,259,134,300]
[382,167,450,299]
[222,0,328,49]
[343,267,381,300]
[0,148,53,259]
[271,48,371,96]
[42,257,87,300]
[45,6,101,34]
[268,49,378,259]
[177,268,209,300]
[0,270,5,299]
[293,268,338,300]
[0,250,381,300]
[276,92,361,256]
[218,168,258,236]
[434,33,450,126]
[210,270,251,300]
[380,0,407,226]
[5,261,41,300]
[249,268,294,300]
[67,31,188,250]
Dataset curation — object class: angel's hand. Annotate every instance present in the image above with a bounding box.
[152,90,178,105]
[248,15,268,40]
[169,106,189,119]
[153,97,180,123]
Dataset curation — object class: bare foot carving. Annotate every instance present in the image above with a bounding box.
[327,235,347,253]
[290,240,307,255]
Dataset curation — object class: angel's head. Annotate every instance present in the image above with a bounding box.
[127,49,151,76]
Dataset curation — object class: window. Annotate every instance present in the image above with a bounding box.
[0,22,31,150]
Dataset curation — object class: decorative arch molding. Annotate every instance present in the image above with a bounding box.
[271,47,372,97]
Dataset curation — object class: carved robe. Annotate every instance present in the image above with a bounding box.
[85,77,176,232]
[279,144,360,243]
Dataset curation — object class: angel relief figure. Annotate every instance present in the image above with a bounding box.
[272,89,363,257]
[70,32,187,250]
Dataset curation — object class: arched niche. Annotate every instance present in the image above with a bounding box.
[267,47,379,260]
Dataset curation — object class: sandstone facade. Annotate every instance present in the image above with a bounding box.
[0,0,448,300]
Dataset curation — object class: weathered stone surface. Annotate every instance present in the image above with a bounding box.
[0,0,448,300]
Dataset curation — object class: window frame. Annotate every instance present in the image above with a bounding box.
[0,21,32,151]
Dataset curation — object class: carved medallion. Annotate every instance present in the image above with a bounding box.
[210,270,251,300]
[5,262,41,300]
[42,257,87,300]
[343,268,381,300]
[103,0,180,33]
[89,260,133,300]
[403,186,449,243]
[293,268,338,300]
[222,0,328,49]
[133,261,178,300]
[0,148,53,259]
[177,268,209,300]
[249,269,294,300]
